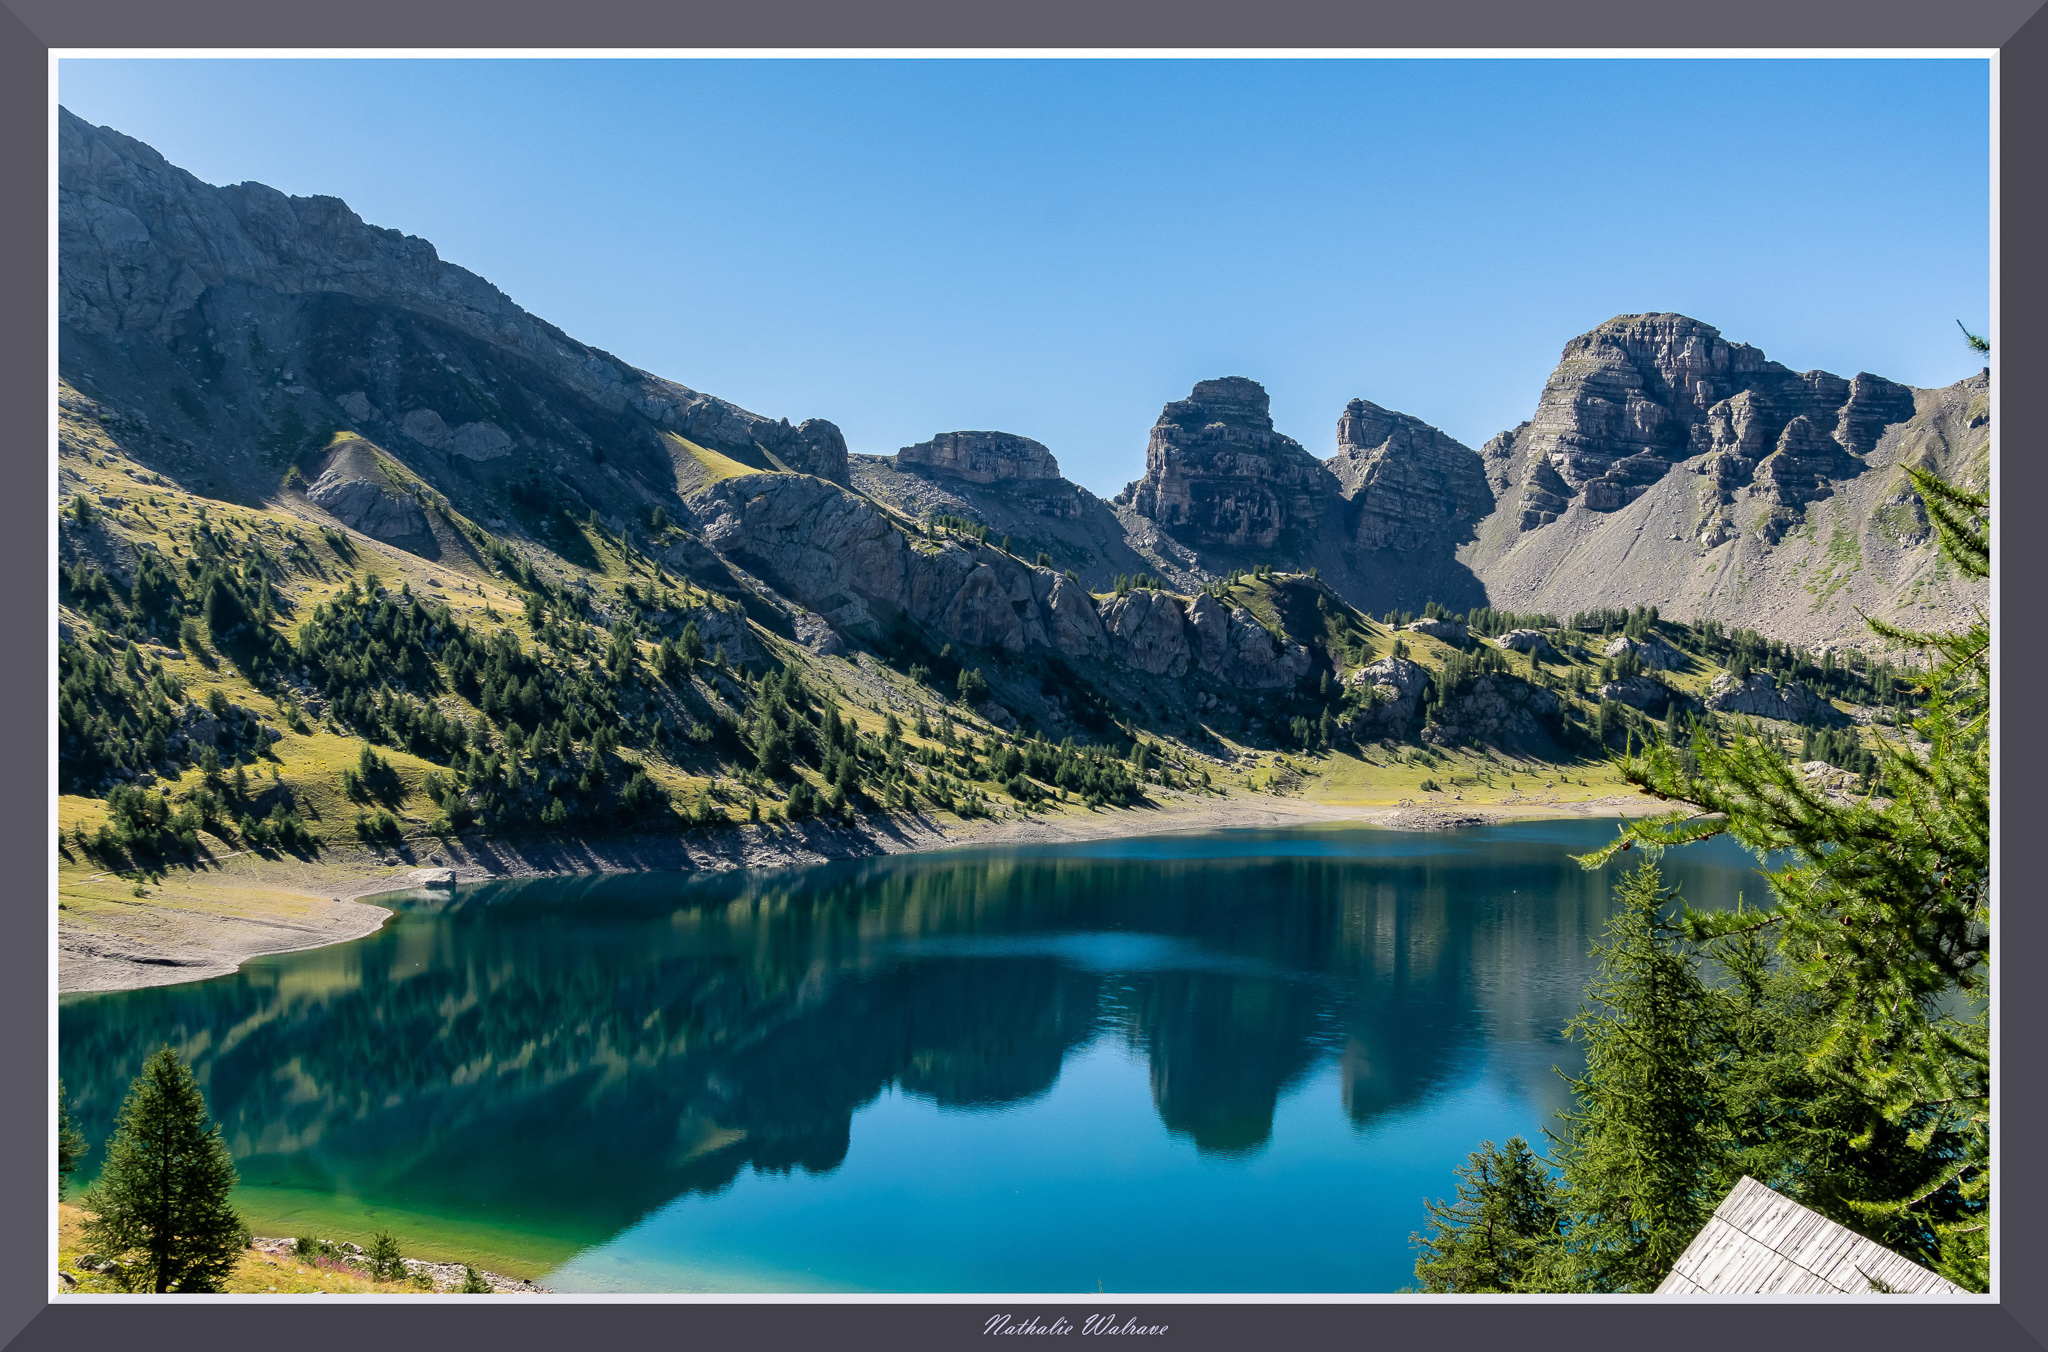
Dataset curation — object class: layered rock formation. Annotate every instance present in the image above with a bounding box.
[1460,317,1986,650]
[1327,398,1492,552]
[897,431,1061,484]
[694,472,1311,691]
[852,433,1145,586]
[1118,377,1333,553]
[1492,314,1916,531]
[60,106,1987,666]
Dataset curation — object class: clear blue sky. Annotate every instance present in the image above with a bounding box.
[58,57,1990,498]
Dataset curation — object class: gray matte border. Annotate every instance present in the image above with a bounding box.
[3,2,2040,1350]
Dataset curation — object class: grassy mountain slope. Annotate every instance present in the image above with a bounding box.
[60,363,1927,923]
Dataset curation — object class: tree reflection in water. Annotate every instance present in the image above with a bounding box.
[60,822,1758,1264]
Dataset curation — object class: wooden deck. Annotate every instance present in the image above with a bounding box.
[1657,1176,1967,1295]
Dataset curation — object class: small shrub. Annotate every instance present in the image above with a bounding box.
[367,1229,404,1282]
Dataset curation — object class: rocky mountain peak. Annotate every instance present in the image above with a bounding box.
[788,419,851,484]
[1164,376,1277,432]
[1119,377,1329,552]
[1325,397,1492,553]
[896,430,1061,484]
[1500,311,1918,531]
[56,105,853,512]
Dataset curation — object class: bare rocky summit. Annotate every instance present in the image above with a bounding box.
[1328,397,1492,554]
[58,107,1987,662]
[1486,313,1917,532]
[1117,377,1333,553]
[898,430,1062,484]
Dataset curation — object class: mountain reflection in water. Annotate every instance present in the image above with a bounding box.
[59,820,1763,1291]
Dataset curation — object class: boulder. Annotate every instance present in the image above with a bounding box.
[1498,628,1552,656]
[1597,674,1669,710]
[1704,671,1842,723]
[1603,634,1681,670]
[305,466,437,557]
[446,419,513,461]
[1405,616,1467,642]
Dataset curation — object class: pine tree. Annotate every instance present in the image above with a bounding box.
[1578,466,1989,1287]
[1411,1137,1561,1291]
[57,1078,87,1193]
[1543,863,1724,1292]
[459,1264,492,1293]
[81,1045,248,1292]
[367,1228,404,1282]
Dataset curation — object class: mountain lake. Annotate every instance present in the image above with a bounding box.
[58,817,1767,1293]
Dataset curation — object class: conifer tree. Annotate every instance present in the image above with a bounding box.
[57,1078,87,1192]
[1411,1137,1561,1292]
[367,1228,404,1283]
[1577,466,1989,1287]
[1542,863,1725,1292]
[81,1045,248,1292]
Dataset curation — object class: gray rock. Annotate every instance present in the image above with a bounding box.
[1422,674,1561,749]
[1598,675,1669,709]
[897,430,1060,484]
[446,419,513,461]
[405,868,456,888]
[1496,313,1918,530]
[1100,589,1192,677]
[400,407,450,448]
[1603,634,1681,670]
[336,390,378,422]
[1498,628,1552,655]
[786,419,850,484]
[306,467,436,557]
[1119,377,1333,552]
[1348,655,1429,731]
[1405,617,1467,642]
[1703,670,1840,723]
[1327,398,1491,553]
[57,107,833,495]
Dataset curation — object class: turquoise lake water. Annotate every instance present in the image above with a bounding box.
[58,818,1767,1293]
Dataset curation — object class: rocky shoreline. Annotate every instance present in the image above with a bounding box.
[59,789,1665,996]
[245,1237,551,1294]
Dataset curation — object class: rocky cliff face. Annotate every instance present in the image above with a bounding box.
[788,419,852,485]
[60,107,1986,671]
[1494,314,1917,531]
[693,472,1314,691]
[57,106,849,540]
[1118,377,1333,553]
[1327,398,1492,553]
[897,431,1061,484]
[1461,313,1987,649]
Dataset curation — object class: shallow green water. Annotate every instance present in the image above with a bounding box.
[59,819,1765,1292]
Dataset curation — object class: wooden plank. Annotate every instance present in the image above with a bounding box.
[1656,1176,1966,1295]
